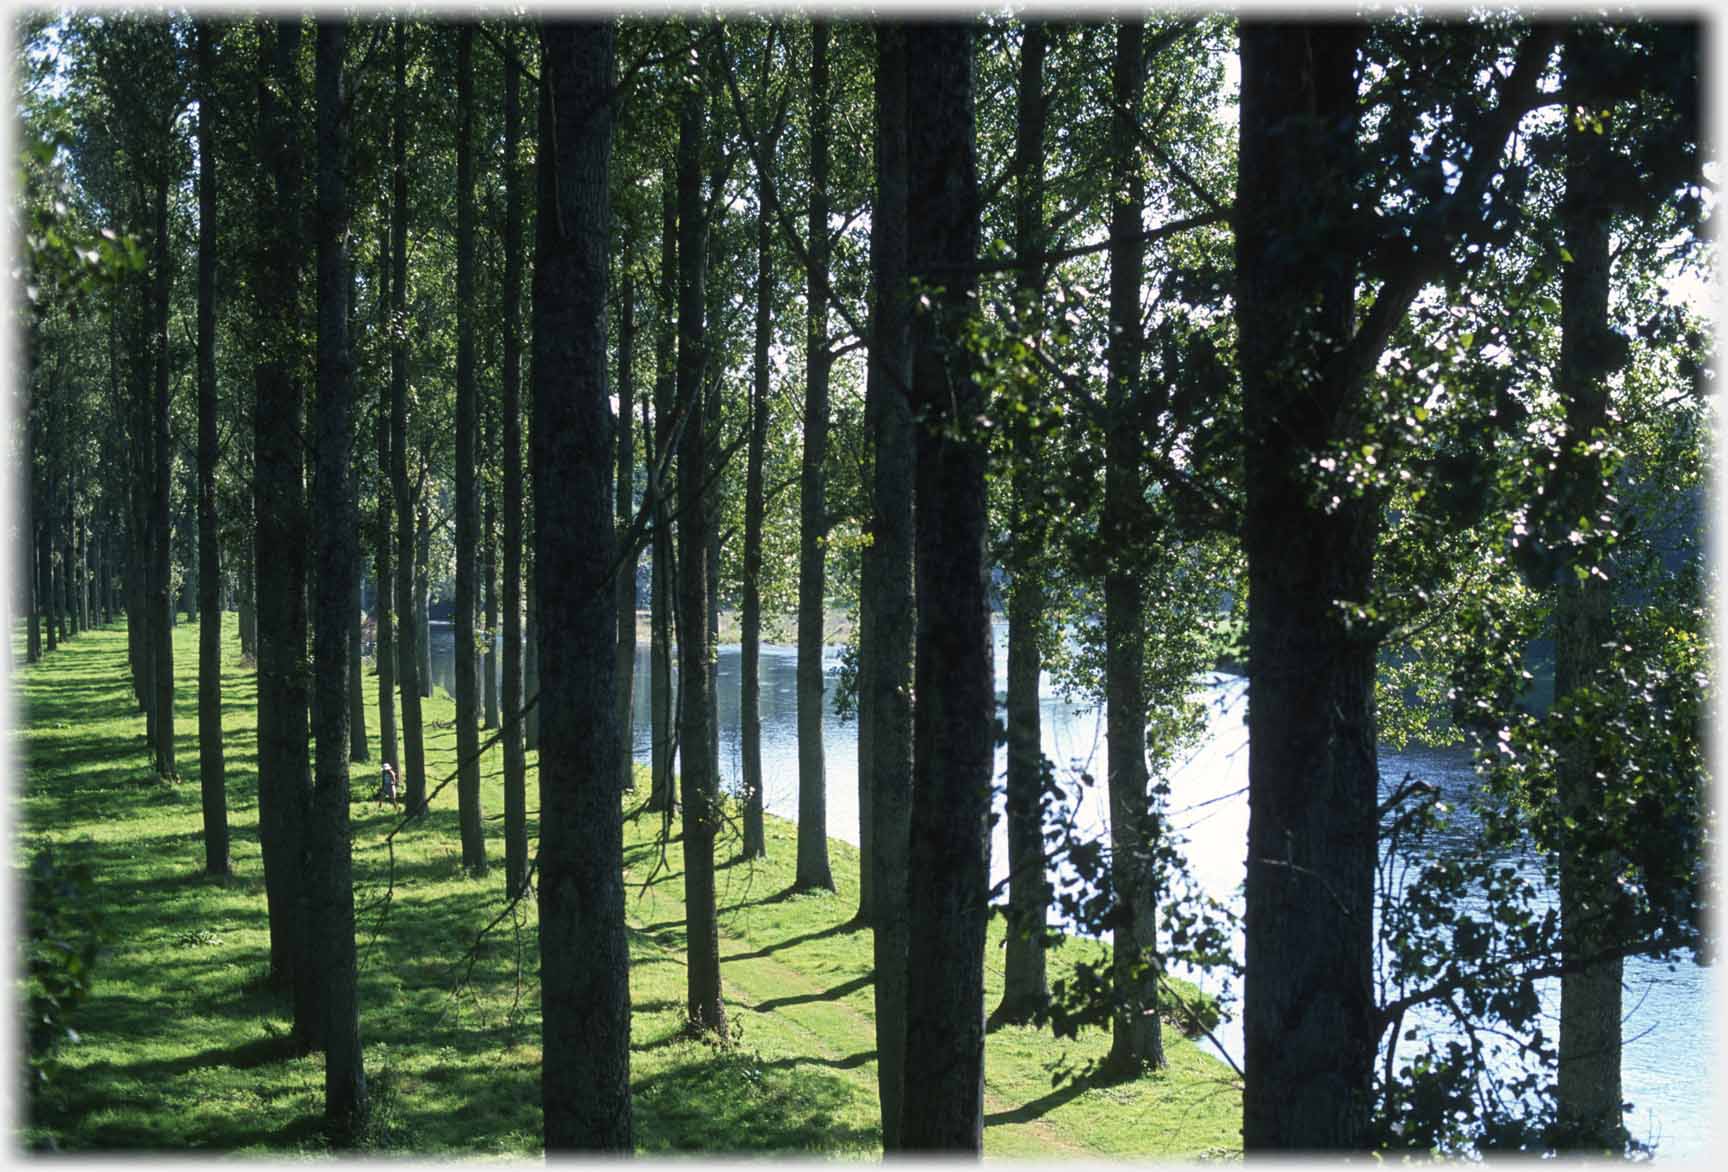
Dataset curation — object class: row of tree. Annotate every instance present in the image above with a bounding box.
[14,10,1709,1156]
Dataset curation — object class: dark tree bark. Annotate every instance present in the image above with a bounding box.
[454,22,486,873]
[484,462,500,731]
[996,17,1050,1028]
[23,390,39,663]
[78,517,91,634]
[254,14,316,1048]
[1235,20,1557,1150]
[416,502,431,697]
[648,164,677,816]
[150,161,175,780]
[1553,44,1623,1147]
[899,22,989,1152]
[525,572,540,750]
[1237,23,1376,1150]
[677,49,725,1038]
[195,18,229,876]
[238,531,256,659]
[374,225,399,776]
[615,274,639,797]
[794,19,835,893]
[863,20,915,1149]
[45,452,61,660]
[391,18,429,818]
[501,25,528,899]
[311,18,366,1136]
[740,91,777,862]
[68,513,83,637]
[1102,18,1162,1076]
[534,20,631,1151]
[349,569,368,762]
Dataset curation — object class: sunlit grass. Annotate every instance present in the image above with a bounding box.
[15,613,1242,1156]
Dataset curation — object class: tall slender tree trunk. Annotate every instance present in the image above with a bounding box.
[1237,23,1378,1150]
[648,165,677,816]
[23,396,39,663]
[416,504,431,697]
[311,20,366,1136]
[535,21,631,1150]
[1102,18,1162,1076]
[484,467,500,730]
[795,20,835,893]
[46,432,62,659]
[615,275,639,795]
[79,517,92,633]
[864,20,915,1148]
[454,23,486,873]
[391,18,428,818]
[195,19,229,876]
[899,23,988,1151]
[997,21,1052,1026]
[254,14,316,1048]
[349,569,368,761]
[741,119,773,862]
[151,167,176,780]
[1553,50,1625,1149]
[501,27,529,899]
[72,515,86,635]
[238,531,256,659]
[374,226,400,777]
[525,573,540,750]
[677,50,724,1038]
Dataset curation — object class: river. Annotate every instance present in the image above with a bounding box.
[429,623,1712,1158]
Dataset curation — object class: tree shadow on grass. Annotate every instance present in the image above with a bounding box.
[751,972,873,1014]
[756,1049,876,1074]
[721,915,861,963]
[982,1072,1095,1129]
[632,1050,878,1154]
[112,1033,307,1082]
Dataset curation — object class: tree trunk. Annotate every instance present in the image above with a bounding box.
[196,18,229,876]
[677,51,725,1038]
[416,503,431,697]
[1553,48,1624,1148]
[254,14,316,1048]
[648,164,677,816]
[501,26,528,899]
[391,18,428,818]
[741,118,773,862]
[151,165,176,780]
[80,517,93,634]
[795,20,835,893]
[1237,23,1378,1150]
[996,18,1050,1027]
[311,20,367,1136]
[349,568,368,761]
[899,23,988,1152]
[864,20,915,1148]
[24,398,39,663]
[484,469,500,730]
[1102,19,1162,1076]
[374,225,400,776]
[615,274,638,796]
[454,23,486,873]
[525,572,540,750]
[238,531,257,659]
[534,21,631,1150]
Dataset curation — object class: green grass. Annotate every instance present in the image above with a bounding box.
[15,614,1243,1157]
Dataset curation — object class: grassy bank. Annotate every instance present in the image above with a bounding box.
[15,615,1242,1157]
